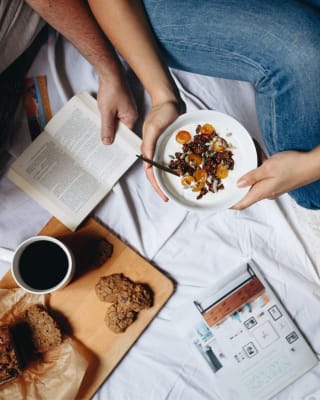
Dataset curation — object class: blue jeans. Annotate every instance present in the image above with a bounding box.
[142,0,320,209]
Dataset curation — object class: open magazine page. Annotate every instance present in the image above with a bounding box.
[8,92,141,231]
[185,261,318,400]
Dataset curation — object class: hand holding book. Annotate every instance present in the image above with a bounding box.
[8,92,141,231]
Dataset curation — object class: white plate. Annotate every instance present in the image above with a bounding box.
[154,110,258,212]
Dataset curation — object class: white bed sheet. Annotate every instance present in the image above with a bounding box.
[0,32,319,400]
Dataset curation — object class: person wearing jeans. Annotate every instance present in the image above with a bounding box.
[88,0,320,210]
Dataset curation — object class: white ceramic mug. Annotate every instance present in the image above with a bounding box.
[6,236,75,295]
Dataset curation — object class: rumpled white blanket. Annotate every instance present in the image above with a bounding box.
[0,30,319,400]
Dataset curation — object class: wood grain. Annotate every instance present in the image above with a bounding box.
[0,217,175,399]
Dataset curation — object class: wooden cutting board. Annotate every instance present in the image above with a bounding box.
[0,217,175,399]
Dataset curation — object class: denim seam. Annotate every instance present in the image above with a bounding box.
[270,94,277,154]
[160,38,267,75]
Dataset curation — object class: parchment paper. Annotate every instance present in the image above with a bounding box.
[0,288,88,400]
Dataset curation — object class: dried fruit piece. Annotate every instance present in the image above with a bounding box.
[176,130,192,144]
[193,168,208,182]
[192,181,206,192]
[216,164,229,179]
[200,123,215,136]
[168,122,235,200]
[211,137,228,152]
[181,175,195,186]
[187,153,202,166]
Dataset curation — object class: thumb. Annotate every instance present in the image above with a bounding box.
[100,110,116,145]
[237,164,270,188]
[232,180,272,210]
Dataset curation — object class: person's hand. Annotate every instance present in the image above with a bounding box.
[233,149,317,209]
[141,99,185,200]
[97,73,138,144]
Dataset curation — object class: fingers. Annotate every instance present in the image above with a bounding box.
[97,75,138,145]
[100,105,138,145]
[141,132,156,161]
[142,116,165,157]
[141,120,169,201]
[237,163,271,189]
[140,100,184,201]
[141,129,169,202]
[233,162,274,210]
[120,111,138,130]
[232,181,270,210]
[100,110,116,145]
[144,163,169,202]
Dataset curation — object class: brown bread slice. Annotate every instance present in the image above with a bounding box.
[22,304,62,353]
[0,325,22,385]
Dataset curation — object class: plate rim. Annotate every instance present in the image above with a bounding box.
[154,110,258,212]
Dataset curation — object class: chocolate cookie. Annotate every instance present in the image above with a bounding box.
[95,273,154,334]
[129,283,154,312]
[95,273,135,303]
[105,303,137,333]
[92,238,113,267]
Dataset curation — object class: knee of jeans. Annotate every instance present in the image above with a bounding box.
[289,181,320,210]
[260,42,319,95]
[283,17,320,80]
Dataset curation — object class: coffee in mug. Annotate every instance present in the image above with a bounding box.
[11,236,75,294]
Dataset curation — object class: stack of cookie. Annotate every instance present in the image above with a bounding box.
[95,273,153,333]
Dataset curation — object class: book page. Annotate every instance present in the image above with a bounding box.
[8,132,109,231]
[8,92,141,231]
[45,92,141,186]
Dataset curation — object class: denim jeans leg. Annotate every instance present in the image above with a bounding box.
[143,0,320,209]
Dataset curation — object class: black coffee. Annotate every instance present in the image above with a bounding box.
[19,241,69,290]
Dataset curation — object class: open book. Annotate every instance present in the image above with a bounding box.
[8,92,141,231]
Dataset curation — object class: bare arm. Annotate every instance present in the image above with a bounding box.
[25,0,138,144]
[86,0,320,208]
[88,0,185,199]
[88,0,179,107]
[233,146,320,209]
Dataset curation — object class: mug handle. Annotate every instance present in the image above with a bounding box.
[0,247,14,263]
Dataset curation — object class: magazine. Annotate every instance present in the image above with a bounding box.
[189,260,318,400]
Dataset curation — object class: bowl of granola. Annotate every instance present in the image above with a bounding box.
[154,110,257,212]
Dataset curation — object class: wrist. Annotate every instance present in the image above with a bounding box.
[304,145,320,182]
[149,81,183,110]
[95,59,126,86]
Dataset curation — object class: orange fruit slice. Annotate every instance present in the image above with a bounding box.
[211,137,228,152]
[188,153,202,166]
[192,181,206,192]
[176,130,192,144]
[193,168,208,182]
[216,164,229,179]
[181,175,195,186]
[200,123,215,136]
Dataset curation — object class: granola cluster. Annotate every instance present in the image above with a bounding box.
[168,123,235,199]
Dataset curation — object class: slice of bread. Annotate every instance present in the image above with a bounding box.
[0,325,22,385]
[22,304,62,353]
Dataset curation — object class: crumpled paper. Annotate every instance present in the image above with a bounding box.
[0,288,88,400]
